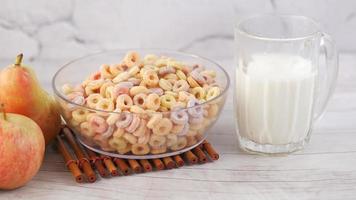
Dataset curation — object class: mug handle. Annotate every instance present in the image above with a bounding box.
[314,33,339,121]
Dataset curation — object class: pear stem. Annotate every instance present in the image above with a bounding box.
[1,103,6,121]
[14,53,23,66]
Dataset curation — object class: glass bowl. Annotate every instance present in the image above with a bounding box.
[52,49,229,159]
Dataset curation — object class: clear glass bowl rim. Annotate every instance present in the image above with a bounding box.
[52,48,230,115]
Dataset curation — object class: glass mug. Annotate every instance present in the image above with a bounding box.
[234,15,338,154]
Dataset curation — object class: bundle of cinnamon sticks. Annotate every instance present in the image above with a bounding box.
[56,126,219,183]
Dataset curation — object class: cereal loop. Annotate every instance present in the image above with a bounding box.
[113,82,134,99]
[128,77,141,86]
[85,80,104,95]
[115,112,133,128]
[72,109,89,123]
[118,144,132,154]
[130,105,146,114]
[80,122,95,138]
[99,125,115,140]
[116,94,133,110]
[128,65,140,76]
[166,134,178,147]
[138,128,151,144]
[170,124,184,134]
[142,70,159,87]
[160,94,176,109]
[86,94,103,108]
[131,143,150,155]
[176,70,187,80]
[123,133,138,144]
[191,87,206,100]
[159,66,176,76]
[100,64,114,79]
[158,79,173,91]
[164,73,178,81]
[170,137,187,151]
[113,71,130,83]
[186,135,197,146]
[150,145,167,154]
[109,137,128,151]
[187,76,200,88]
[165,91,178,98]
[89,71,101,80]
[149,87,164,96]
[177,91,193,102]
[155,58,168,67]
[89,115,108,134]
[147,113,163,129]
[125,115,141,133]
[206,87,221,101]
[143,54,158,65]
[170,109,188,125]
[133,93,147,108]
[149,135,166,147]
[177,123,189,136]
[190,69,206,85]
[146,93,160,111]
[168,60,184,70]
[106,108,121,125]
[130,86,149,96]
[109,64,122,76]
[189,115,204,125]
[62,84,74,95]
[152,118,173,136]
[172,80,189,92]
[100,81,114,97]
[187,98,204,118]
[96,98,115,112]
[133,119,147,137]
[113,127,125,139]
[201,70,216,78]
[124,51,140,67]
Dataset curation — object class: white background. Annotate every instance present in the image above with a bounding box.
[0,0,355,62]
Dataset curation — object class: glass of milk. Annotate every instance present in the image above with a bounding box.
[234,15,338,154]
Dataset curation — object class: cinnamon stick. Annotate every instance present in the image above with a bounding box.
[184,150,198,164]
[162,157,175,169]
[173,155,185,167]
[139,159,152,172]
[128,159,142,173]
[152,159,165,170]
[56,135,84,183]
[192,146,207,163]
[101,155,119,176]
[85,149,109,178]
[113,158,131,175]
[62,127,97,182]
[202,140,219,160]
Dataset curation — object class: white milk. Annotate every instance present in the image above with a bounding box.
[236,53,317,145]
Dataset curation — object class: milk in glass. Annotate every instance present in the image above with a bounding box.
[236,53,317,145]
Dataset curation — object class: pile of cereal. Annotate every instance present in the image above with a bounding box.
[60,51,223,155]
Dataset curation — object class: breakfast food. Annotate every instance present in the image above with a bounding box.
[59,51,223,156]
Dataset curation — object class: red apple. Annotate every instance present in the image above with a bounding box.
[0,109,45,190]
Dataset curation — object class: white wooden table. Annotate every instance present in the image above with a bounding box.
[1,53,355,200]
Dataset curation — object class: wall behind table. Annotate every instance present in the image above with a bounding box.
[0,0,354,88]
